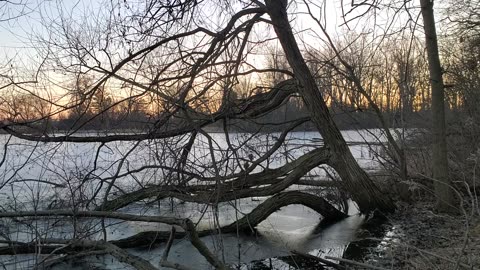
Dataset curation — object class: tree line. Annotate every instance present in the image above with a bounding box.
[1,33,475,133]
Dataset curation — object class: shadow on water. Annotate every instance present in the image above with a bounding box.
[242,254,327,270]
[341,213,392,262]
[44,205,392,270]
[241,212,392,270]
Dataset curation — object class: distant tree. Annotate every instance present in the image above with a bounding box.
[445,0,480,38]
[0,1,38,103]
[67,75,95,121]
[0,92,50,124]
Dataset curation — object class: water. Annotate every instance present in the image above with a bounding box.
[0,129,398,269]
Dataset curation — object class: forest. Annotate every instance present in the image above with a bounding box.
[0,0,479,269]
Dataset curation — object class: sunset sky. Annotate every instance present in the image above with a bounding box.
[0,0,449,116]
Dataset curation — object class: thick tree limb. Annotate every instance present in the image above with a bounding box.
[161,227,176,262]
[97,146,330,211]
[0,210,186,226]
[157,227,194,270]
[182,219,232,270]
[1,79,295,143]
[110,191,346,248]
[0,191,346,252]
[221,191,347,233]
[72,240,159,270]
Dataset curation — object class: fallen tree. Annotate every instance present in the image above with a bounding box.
[0,191,346,252]
[0,0,396,269]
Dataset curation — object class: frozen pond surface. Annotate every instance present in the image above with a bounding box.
[0,129,405,269]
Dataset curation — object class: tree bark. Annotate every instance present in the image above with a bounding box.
[264,0,395,213]
[106,191,345,248]
[420,0,456,212]
[221,191,347,233]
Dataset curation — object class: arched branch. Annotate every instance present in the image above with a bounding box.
[0,191,346,252]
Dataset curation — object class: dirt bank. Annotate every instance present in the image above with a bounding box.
[357,198,480,269]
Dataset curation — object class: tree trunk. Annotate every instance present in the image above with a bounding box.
[420,0,457,212]
[264,0,395,213]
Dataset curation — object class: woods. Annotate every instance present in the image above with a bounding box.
[0,0,479,269]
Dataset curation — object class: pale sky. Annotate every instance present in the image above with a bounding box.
[0,0,421,61]
[1,0,103,67]
[0,0,442,99]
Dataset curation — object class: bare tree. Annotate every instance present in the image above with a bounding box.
[420,0,457,212]
[0,0,402,268]
[264,0,394,212]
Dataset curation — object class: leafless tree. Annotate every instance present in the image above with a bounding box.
[420,0,457,212]
[0,0,408,269]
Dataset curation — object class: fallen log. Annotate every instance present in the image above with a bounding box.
[0,226,232,270]
[30,240,159,270]
[73,240,159,270]
[112,191,346,248]
[0,192,347,251]
[221,191,347,233]
[297,179,339,187]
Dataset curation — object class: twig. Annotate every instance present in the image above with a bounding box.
[158,261,193,270]
[40,250,108,269]
[291,251,346,270]
[325,256,389,270]
[161,226,176,262]
[183,219,233,270]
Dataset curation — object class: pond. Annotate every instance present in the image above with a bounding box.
[0,129,403,269]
